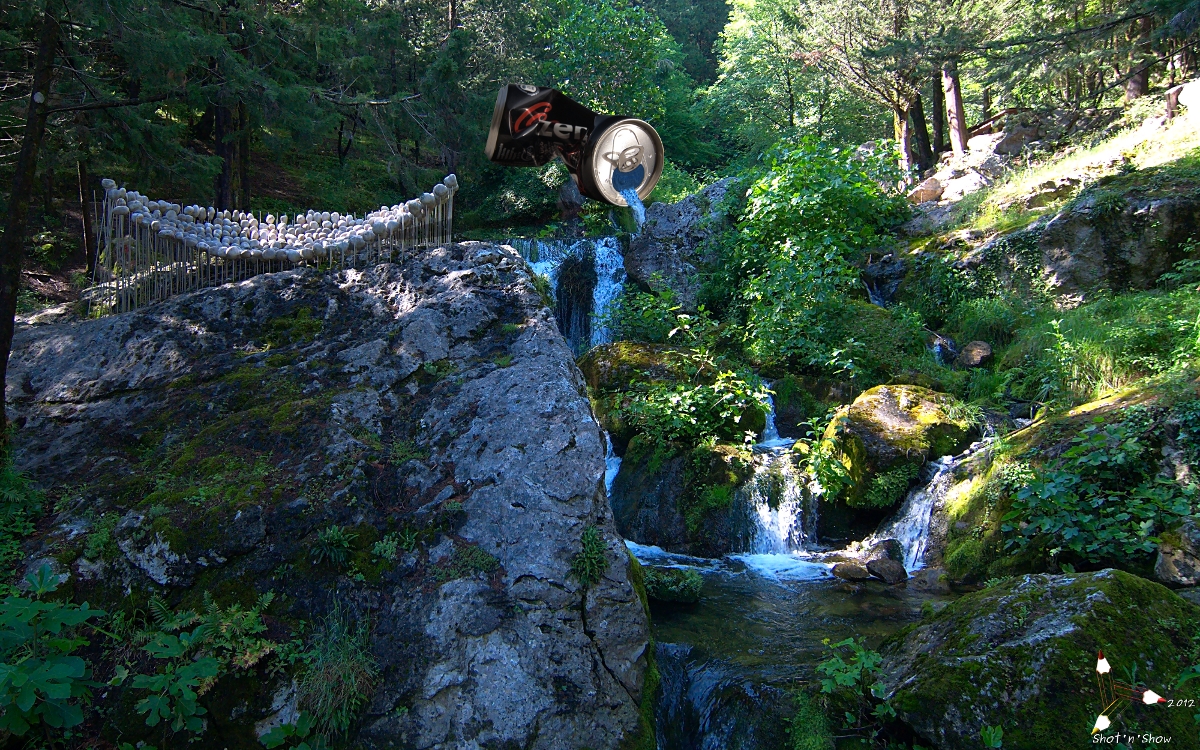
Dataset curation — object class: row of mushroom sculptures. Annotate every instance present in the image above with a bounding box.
[90,174,458,314]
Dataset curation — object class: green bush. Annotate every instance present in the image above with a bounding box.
[0,566,104,738]
[620,368,770,450]
[434,544,499,582]
[311,525,357,568]
[0,457,44,592]
[643,567,704,603]
[1003,410,1196,564]
[718,138,909,376]
[859,462,919,509]
[814,637,896,744]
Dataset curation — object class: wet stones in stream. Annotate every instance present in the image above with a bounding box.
[655,643,794,750]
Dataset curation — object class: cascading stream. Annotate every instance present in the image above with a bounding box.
[869,456,958,571]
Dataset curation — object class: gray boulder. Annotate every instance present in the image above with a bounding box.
[1156,517,1200,586]
[832,562,871,581]
[8,242,650,749]
[867,557,908,584]
[624,177,741,309]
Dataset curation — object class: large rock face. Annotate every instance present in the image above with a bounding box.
[1038,190,1200,297]
[624,177,741,309]
[881,570,1200,749]
[7,242,649,749]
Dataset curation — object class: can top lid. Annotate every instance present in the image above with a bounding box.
[586,118,663,207]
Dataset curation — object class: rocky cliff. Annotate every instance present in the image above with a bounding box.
[7,242,650,749]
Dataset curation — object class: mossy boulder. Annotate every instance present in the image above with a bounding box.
[938,376,1200,584]
[881,569,1200,749]
[824,385,974,508]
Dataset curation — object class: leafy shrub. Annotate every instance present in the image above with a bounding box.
[0,566,104,737]
[643,567,703,603]
[860,463,919,509]
[261,711,329,750]
[0,457,44,592]
[948,297,1028,348]
[715,138,908,375]
[133,592,278,735]
[604,283,682,344]
[297,605,378,737]
[311,525,357,568]
[569,526,609,587]
[815,637,896,744]
[620,369,770,450]
[1003,413,1195,563]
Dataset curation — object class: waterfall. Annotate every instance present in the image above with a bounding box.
[755,394,795,451]
[604,433,622,498]
[739,449,814,554]
[871,456,957,571]
[508,237,625,352]
[619,187,647,228]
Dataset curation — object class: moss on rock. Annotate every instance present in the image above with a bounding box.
[881,569,1200,749]
[824,384,974,508]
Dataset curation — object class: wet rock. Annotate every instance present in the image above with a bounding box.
[866,538,903,563]
[866,557,908,584]
[832,562,871,581]
[624,177,741,310]
[907,567,951,593]
[610,439,754,558]
[953,341,993,368]
[1155,517,1200,586]
[7,242,649,749]
[907,177,944,204]
[656,643,795,750]
[881,570,1198,749]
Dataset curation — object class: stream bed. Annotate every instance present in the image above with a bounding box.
[629,544,959,748]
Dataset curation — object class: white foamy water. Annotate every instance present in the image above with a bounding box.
[604,433,622,497]
[755,393,796,451]
[730,553,832,581]
[871,456,958,571]
[590,237,625,347]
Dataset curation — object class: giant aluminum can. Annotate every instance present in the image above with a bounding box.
[484,83,663,207]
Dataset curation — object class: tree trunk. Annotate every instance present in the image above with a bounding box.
[214,103,233,210]
[238,101,251,211]
[909,94,935,172]
[894,107,913,172]
[931,73,945,154]
[1125,17,1154,101]
[942,60,968,156]
[77,158,96,274]
[981,87,993,121]
[0,8,59,438]
[448,0,457,32]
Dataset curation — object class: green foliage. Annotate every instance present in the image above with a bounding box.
[131,631,220,734]
[0,566,104,737]
[861,463,919,509]
[604,282,682,344]
[815,637,896,743]
[570,526,609,588]
[547,0,682,122]
[371,529,416,561]
[1003,412,1196,564]
[0,456,44,593]
[981,725,1004,748]
[261,711,330,750]
[311,525,357,568]
[263,308,322,349]
[434,544,500,582]
[297,605,378,738]
[133,591,277,735]
[389,440,429,466]
[786,690,835,750]
[643,567,704,603]
[620,369,769,450]
[714,139,909,377]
